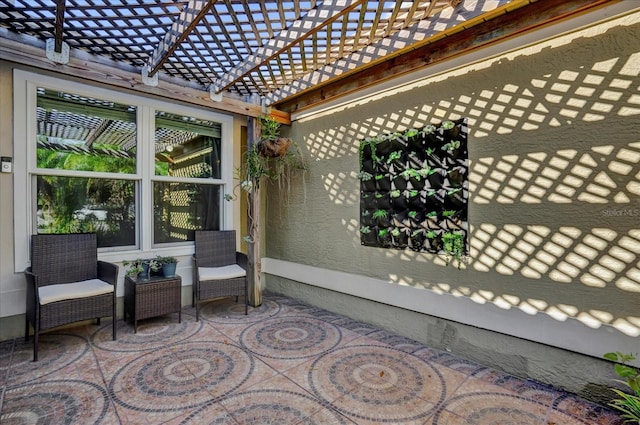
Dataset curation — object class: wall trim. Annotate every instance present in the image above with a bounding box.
[263,257,640,367]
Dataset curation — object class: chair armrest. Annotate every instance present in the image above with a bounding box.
[236,252,248,270]
[24,267,38,299]
[97,261,118,286]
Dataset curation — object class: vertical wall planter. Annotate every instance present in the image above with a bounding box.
[359,118,469,259]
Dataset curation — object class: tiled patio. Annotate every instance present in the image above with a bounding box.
[0,293,623,424]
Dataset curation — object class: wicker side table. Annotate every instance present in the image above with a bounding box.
[124,275,182,333]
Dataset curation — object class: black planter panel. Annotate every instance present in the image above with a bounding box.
[359,118,468,253]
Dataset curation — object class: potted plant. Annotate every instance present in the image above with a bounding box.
[155,255,178,278]
[377,228,392,247]
[123,258,160,281]
[391,227,408,249]
[360,225,377,245]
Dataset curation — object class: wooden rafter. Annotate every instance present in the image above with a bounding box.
[145,0,214,77]
[54,0,66,53]
[265,0,513,105]
[275,0,621,113]
[210,0,365,94]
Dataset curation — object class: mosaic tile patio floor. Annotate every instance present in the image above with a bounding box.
[0,293,624,424]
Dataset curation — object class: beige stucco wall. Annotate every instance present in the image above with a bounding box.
[263,11,640,400]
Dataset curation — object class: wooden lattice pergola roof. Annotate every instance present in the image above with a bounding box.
[0,0,618,121]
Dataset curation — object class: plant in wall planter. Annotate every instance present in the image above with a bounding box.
[409,229,426,252]
[390,189,408,210]
[425,230,443,252]
[375,173,392,191]
[360,209,373,227]
[386,150,405,169]
[361,192,376,210]
[407,189,423,209]
[423,210,440,230]
[372,209,391,227]
[377,228,392,247]
[360,225,377,245]
[408,209,425,227]
[442,231,466,269]
[358,170,376,192]
[445,186,466,208]
[425,167,444,188]
[392,210,411,228]
[391,227,408,249]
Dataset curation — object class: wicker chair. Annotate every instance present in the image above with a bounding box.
[24,233,118,361]
[192,230,248,321]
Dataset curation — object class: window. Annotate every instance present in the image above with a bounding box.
[14,70,234,271]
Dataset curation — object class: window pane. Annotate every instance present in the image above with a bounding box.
[154,111,222,178]
[37,176,136,248]
[153,181,221,243]
[36,88,137,174]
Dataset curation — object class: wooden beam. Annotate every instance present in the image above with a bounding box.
[54,0,66,53]
[0,30,291,124]
[265,0,515,105]
[210,0,365,94]
[274,0,619,113]
[145,0,214,77]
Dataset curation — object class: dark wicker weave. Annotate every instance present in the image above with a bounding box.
[193,230,248,321]
[124,275,182,333]
[24,233,118,361]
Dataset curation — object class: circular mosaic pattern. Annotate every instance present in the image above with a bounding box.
[198,298,281,324]
[309,345,445,422]
[181,389,350,424]
[432,392,585,424]
[240,316,342,359]
[0,334,89,385]
[91,318,202,352]
[1,380,109,424]
[109,341,254,411]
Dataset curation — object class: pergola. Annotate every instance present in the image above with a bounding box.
[0,0,613,123]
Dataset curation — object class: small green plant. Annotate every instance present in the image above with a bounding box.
[360,226,371,234]
[372,210,388,219]
[359,137,379,168]
[386,150,403,163]
[418,167,437,178]
[390,189,401,198]
[422,124,436,135]
[391,227,401,237]
[426,147,435,155]
[426,210,437,217]
[155,255,177,265]
[442,231,465,268]
[604,352,640,423]
[258,115,281,140]
[358,171,374,181]
[447,187,462,195]
[441,120,455,130]
[441,140,461,151]
[123,258,161,278]
[426,230,437,239]
[401,168,421,180]
[408,189,418,197]
[443,209,457,217]
[378,228,389,237]
[408,211,418,219]
[411,229,423,237]
[425,189,437,197]
[404,128,419,138]
[374,193,383,199]
[362,210,370,216]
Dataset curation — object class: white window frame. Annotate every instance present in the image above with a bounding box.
[13,70,234,272]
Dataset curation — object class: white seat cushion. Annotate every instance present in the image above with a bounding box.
[199,264,246,281]
[39,279,114,305]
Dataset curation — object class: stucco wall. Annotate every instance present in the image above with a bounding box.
[263,11,640,400]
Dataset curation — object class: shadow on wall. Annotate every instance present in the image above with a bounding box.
[272,16,640,340]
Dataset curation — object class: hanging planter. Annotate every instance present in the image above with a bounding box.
[444,186,467,208]
[360,209,374,227]
[361,192,376,210]
[392,210,412,228]
[358,171,376,192]
[374,191,392,209]
[392,174,408,191]
[406,189,423,209]
[424,230,443,253]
